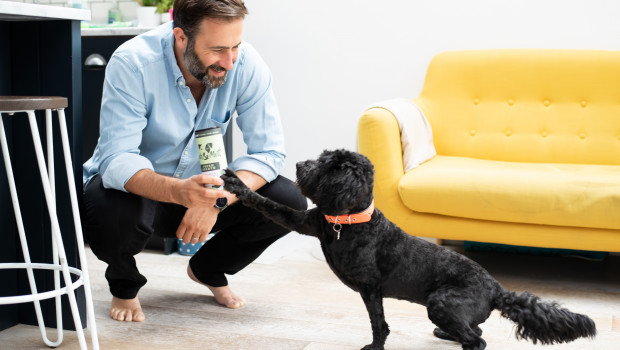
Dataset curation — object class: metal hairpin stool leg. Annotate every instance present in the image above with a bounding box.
[0,96,99,349]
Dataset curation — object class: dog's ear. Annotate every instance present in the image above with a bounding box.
[296,159,320,198]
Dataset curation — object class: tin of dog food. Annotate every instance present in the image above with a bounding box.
[195,127,227,188]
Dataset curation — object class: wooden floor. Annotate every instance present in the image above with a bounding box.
[1,235,619,350]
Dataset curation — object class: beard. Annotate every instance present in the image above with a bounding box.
[184,39,228,89]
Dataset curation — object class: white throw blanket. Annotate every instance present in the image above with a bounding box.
[365,98,436,172]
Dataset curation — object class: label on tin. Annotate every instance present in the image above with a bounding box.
[195,127,228,187]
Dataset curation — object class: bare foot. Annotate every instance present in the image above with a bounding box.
[110,296,145,322]
[187,265,246,309]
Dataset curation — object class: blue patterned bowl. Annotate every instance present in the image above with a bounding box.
[177,238,205,256]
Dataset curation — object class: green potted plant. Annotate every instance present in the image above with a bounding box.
[156,0,173,23]
[137,0,159,6]
[136,0,161,27]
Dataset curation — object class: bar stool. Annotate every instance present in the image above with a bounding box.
[0,96,99,349]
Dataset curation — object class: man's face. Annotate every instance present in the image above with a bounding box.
[183,18,243,89]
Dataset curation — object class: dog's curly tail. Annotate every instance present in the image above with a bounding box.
[496,290,596,345]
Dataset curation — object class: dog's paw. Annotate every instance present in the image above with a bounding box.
[361,345,383,350]
[221,169,251,198]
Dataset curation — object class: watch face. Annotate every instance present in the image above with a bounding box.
[216,197,228,208]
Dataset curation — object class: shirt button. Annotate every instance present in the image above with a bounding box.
[186,98,191,103]
[174,174,180,178]
[184,151,188,155]
[179,81,184,86]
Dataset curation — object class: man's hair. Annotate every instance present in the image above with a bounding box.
[173,0,248,40]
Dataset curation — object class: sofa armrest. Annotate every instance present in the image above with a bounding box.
[358,108,405,209]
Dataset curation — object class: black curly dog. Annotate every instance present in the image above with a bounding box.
[222,149,596,350]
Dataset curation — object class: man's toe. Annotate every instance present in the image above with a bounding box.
[133,310,145,322]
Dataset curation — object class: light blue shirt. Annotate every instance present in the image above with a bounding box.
[83,22,285,192]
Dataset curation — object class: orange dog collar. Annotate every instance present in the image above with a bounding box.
[324,200,375,225]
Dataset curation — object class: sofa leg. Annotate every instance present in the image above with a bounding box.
[436,239,444,246]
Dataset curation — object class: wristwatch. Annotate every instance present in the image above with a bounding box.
[214,197,228,212]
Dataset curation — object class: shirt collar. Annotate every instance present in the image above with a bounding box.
[161,22,185,86]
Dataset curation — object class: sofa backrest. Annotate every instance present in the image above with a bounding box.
[414,49,620,165]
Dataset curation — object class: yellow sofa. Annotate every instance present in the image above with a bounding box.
[358,49,620,252]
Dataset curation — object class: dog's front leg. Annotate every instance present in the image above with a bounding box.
[221,169,321,237]
[360,288,389,350]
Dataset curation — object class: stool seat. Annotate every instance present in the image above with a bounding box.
[0,96,68,110]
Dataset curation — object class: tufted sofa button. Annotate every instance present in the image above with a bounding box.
[473,98,480,105]
[470,129,476,136]
[543,100,550,106]
[579,133,586,139]
[541,131,548,138]
[508,99,515,106]
[505,129,512,136]
[581,101,587,107]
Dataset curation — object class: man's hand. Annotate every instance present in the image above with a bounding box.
[125,169,227,208]
[172,174,227,208]
[176,206,219,243]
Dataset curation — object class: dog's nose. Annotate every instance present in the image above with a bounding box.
[297,160,317,173]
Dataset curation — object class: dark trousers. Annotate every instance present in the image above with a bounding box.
[82,174,307,299]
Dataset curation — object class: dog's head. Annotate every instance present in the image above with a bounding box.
[296,149,374,215]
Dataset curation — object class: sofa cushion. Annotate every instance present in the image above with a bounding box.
[399,155,620,230]
[414,49,620,166]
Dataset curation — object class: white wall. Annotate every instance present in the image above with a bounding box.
[235,0,620,180]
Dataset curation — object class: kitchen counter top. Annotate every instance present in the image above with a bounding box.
[81,26,154,37]
[0,0,90,21]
